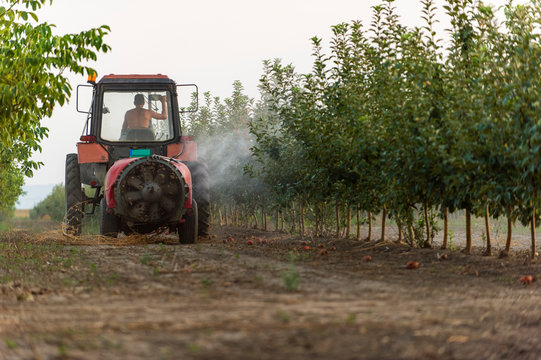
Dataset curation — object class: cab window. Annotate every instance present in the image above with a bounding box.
[100,90,174,142]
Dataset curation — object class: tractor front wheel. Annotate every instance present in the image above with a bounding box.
[179,200,198,244]
[65,153,84,235]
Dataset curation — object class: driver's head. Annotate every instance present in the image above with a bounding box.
[134,94,145,106]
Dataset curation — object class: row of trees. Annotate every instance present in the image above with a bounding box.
[0,0,110,214]
[30,184,64,221]
[185,0,541,258]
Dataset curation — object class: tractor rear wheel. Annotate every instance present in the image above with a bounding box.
[179,199,198,244]
[185,161,210,237]
[100,198,119,237]
[65,153,84,235]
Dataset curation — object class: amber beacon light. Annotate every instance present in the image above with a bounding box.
[87,73,97,84]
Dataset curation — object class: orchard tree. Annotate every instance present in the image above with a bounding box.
[251,60,313,231]
[495,1,541,258]
[0,0,110,211]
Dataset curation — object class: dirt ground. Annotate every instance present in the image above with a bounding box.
[0,224,540,360]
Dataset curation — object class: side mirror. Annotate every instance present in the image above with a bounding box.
[176,84,198,113]
[76,84,94,114]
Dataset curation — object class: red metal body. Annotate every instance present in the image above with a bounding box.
[104,158,192,210]
[166,137,198,161]
[77,143,108,163]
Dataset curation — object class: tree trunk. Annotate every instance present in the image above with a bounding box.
[345,206,351,238]
[396,216,403,244]
[253,210,258,229]
[335,201,340,238]
[316,203,325,237]
[484,204,492,256]
[356,205,361,241]
[381,206,386,242]
[224,206,229,226]
[408,224,415,246]
[442,207,449,249]
[531,207,537,260]
[290,206,297,233]
[275,209,279,232]
[262,207,267,231]
[504,215,512,256]
[314,206,319,237]
[280,212,285,232]
[423,201,432,248]
[465,208,472,254]
[300,204,305,237]
[367,211,372,241]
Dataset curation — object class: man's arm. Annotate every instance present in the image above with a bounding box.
[120,111,130,140]
[122,112,129,131]
[150,96,168,120]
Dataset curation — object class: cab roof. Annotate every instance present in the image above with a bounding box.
[98,74,175,85]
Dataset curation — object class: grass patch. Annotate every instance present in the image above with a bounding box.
[276,309,291,324]
[201,277,213,288]
[281,252,300,291]
[0,237,81,286]
[140,253,154,265]
[4,338,18,349]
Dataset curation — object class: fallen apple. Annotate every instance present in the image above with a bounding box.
[406,261,419,269]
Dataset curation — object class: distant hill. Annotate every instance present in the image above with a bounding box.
[16,184,57,210]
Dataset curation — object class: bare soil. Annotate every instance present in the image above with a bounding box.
[0,225,540,360]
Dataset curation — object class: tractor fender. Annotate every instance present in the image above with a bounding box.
[104,157,192,209]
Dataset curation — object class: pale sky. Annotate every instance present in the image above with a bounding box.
[25,0,512,186]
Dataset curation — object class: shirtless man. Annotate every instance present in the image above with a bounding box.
[121,94,167,137]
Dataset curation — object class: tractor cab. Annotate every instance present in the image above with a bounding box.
[66,74,209,243]
[78,74,197,164]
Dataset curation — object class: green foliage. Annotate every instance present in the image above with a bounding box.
[180,0,541,242]
[281,252,300,291]
[246,0,541,238]
[30,183,64,221]
[0,0,110,212]
[448,230,457,251]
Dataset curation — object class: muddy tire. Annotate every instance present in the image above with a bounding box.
[184,161,210,236]
[100,198,119,237]
[179,200,198,244]
[65,153,84,235]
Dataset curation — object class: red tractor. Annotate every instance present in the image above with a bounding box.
[65,74,209,243]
